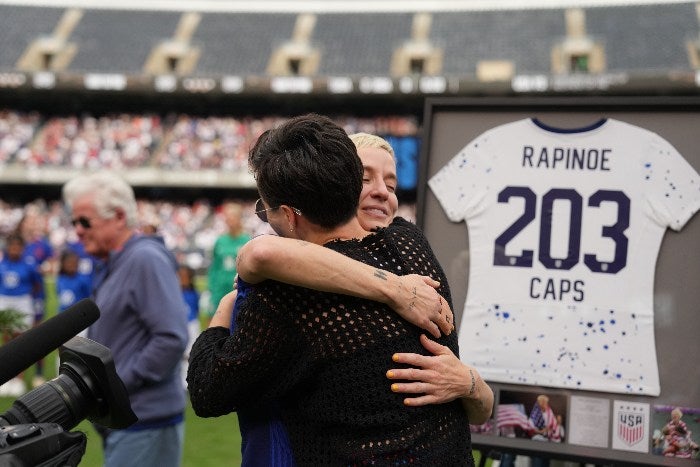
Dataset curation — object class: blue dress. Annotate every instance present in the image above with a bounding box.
[182,288,199,322]
[230,277,295,467]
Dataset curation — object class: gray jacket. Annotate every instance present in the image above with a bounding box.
[90,234,188,426]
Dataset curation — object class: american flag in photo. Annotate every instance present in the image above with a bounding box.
[497,404,532,432]
[529,402,561,442]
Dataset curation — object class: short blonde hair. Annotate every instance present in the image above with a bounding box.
[349,132,395,160]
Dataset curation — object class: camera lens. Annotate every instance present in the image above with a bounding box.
[0,369,92,431]
[0,337,136,432]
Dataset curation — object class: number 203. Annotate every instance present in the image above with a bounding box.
[493,186,630,274]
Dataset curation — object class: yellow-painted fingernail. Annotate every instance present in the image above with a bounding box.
[392,354,400,362]
[404,399,411,406]
[391,384,399,392]
[387,370,394,378]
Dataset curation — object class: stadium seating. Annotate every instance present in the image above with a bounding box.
[584,3,697,72]
[314,12,414,75]
[195,13,296,75]
[0,5,65,70]
[69,9,183,73]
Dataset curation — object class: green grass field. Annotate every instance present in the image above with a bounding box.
[1,277,487,466]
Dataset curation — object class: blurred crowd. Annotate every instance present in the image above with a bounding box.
[0,109,420,173]
[0,108,419,271]
[0,198,417,273]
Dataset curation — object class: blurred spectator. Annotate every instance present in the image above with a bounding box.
[156,114,285,171]
[0,110,41,166]
[178,264,200,391]
[0,233,43,396]
[55,249,92,326]
[26,113,162,169]
[15,205,54,388]
[206,201,250,317]
[0,197,416,274]
[5,110,420,174]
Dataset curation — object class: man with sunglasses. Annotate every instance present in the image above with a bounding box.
[62,172,189,467]
[188,114,474,465]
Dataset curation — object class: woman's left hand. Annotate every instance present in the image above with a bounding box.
[386,334,472,406]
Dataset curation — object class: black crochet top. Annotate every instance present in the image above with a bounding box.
[188,218,474,466]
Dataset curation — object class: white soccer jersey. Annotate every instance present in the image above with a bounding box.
[429,118,700,395]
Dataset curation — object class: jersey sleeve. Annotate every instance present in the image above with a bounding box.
[427,130,494,222]
[643,133,700,231]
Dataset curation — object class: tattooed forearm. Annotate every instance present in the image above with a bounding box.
[374,269,388,281]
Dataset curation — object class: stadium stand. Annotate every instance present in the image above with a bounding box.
[584,3,698,73]
[314,12,415,75]
[0,110,418,170]
[68,9,183,73]
[431,9,566,76]
[194,13,296,75]
[0,109,40,166]
[0,2,695,77]
[0,107,421,270]
[155,115,283,171]
[0,4,698,467]
[0,5,65,69]
[24,113,163,168]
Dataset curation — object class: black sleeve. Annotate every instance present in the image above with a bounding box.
[186,295,306,417]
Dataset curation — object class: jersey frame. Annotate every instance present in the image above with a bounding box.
[417,96,700,466]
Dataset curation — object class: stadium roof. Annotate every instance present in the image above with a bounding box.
[0,0,692,13]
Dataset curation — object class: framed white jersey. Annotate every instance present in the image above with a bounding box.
[428,117,700,395]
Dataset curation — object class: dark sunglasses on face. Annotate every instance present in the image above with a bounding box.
[254,198,278,223]
[254,198,301,223]
[71,216,92,229]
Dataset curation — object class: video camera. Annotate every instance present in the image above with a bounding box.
[0,300,136,466]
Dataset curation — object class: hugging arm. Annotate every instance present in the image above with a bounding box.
[387,334,494,425]
[188,299,300,417]
[385,219,494,423]
[235,235,454,338]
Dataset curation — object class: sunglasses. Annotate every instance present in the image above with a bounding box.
[70,216,92,229]
[254,198,301,223]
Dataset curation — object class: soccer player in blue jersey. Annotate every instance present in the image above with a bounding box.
[0,233,44,396]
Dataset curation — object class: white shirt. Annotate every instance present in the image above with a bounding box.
[429,118,700,395]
